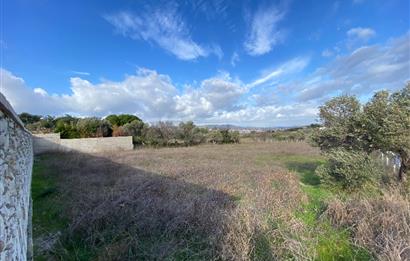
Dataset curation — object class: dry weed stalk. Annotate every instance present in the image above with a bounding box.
[326,189,410,260]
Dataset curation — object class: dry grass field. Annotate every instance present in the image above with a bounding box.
[32,142,409,260]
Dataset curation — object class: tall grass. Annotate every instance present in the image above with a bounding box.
[32,142,409,260]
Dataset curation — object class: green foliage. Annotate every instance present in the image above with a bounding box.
[316,148,382,191]
[54,115,80,139]
[312,95,363,151]
[105,114,141,127]
[313,84,410,182]
[178,121,207,145]
[208,129,240,144]
[271,129,306,141]
[363,84,410,180]
[120,120,145,144]
[76,118,113,138]
[19,112,41,125]
[141,122,177,146]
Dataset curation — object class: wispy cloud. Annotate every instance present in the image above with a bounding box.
[104,8,222,61]
[347,27,376,42]
[248,57,309,88]
[70,70,90,76]
[321,49,334,57]
[230,52,239,67]
[297,33,409,101]
[244,4,286,56]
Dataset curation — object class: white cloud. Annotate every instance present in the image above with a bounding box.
[244,5,285,56]
[1,65,315,126]
[105,9,222,60]
[33,88,48,96]
[205,102,318,126]
[230,52,240,67]
[296,33,410,101]
[1,68,178,119]
[321,49,334,57]
[1,33,407,127]
[347,27,376,42]
[70,70,90,76]
[175,73,246,119]
[248,57,309,88]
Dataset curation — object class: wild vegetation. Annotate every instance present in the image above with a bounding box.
[313,83,409,184]
[31,84,409,260]
[20,113,240,146]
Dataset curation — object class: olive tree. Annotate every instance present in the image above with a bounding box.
[312,95,363,150]
[313,84,410,182]
[363,84,410,181]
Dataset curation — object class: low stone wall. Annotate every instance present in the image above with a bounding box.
[0,93,33,260]
[33,133,133,154]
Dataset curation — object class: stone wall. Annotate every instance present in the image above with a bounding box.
[0,93,33,260]
[33,133,133,154]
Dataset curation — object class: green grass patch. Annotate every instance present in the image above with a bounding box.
[32,156,66,235]
[32,156,95,260]
[262,154,373,260]
[256,154,325,186]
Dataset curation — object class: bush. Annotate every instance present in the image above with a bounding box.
[208,130,240,144]
[76,118,112,138]
[54,115,80,139]
[316,148,382,191]
[178,121,207,145]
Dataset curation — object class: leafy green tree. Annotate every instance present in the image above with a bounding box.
[362,84,410,180]
[314,84,410,182]
[76,117,101,138]
[76,118,113,138]
[106,114,142,127]
[178,121,207,145]
[54,115,80,138]
[122,120,145,144]
[19,112,41,125]
[312,95,362,151]
[40,116,55,129]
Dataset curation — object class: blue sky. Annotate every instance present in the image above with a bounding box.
[1,0,409,126]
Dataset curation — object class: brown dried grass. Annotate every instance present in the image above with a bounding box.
[40,142,315,260]
[326,189,410,261]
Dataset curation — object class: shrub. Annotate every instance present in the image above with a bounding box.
[316,148,382,191]
[54,115,80,139]
[178,121,207,145]
[208,130,240,144]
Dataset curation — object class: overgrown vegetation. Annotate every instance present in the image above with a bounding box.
[241,124,321,143]
[310,83,410,260]
[20,113,240,146]
[32,142,380,260]
[313,83,409,184]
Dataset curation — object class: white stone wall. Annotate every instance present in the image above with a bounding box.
[33,133,133,154]
[0,110,33,260]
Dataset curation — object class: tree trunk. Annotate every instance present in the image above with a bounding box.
[398,152,409,182]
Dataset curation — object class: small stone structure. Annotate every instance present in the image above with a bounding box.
[33,133,133,155]
[0,93,33,260]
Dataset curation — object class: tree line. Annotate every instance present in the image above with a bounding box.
[18,113,240,146]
